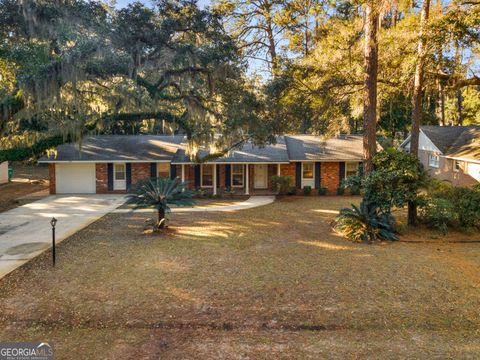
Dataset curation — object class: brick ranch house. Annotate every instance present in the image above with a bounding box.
[39,134,366,195]
[400,125,480,186]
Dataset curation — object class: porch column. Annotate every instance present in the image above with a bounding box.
[245,164,249,195]
[213,163,217,195]
[277,163,281,176]
[181,164,185,191]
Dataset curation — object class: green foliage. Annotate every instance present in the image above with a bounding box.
[303,185,312,195]
[318,187,327,195]
[0,135,64,162]
[420,196,458,234]
[422,181,480,232]
[342,174,363,195]
[336,186,345,195]
[127,178,195,230]
[271,175,293,195]
[287,186,297,195]
[363,148,427,214]
[335,201,398,243]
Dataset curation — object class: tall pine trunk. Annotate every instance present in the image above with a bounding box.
[363,2,379,175]
[409,0,430,226]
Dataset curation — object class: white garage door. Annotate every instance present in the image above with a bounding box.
[55,163,96,194]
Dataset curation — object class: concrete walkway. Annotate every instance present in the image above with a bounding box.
[113,196,275,213]
[0,195,125,279]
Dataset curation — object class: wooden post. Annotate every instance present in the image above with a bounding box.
[213,164,217,195]
[245,164,249,195]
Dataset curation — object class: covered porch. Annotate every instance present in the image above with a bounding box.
[175,162,290,195]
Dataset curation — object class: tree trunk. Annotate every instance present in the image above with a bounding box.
[157,208,166,229]
[363,1,379,175]
[456,90,463,125]
[409,0,430,226]
[410,0,430,158]
[265,12,278,76]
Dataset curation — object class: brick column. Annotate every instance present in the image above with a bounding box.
[48,163,56,195]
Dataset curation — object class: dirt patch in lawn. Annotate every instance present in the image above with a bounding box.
[0,181,49,213]
[0,196,479,358]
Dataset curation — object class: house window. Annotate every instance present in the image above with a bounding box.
[346,162,359,177]
[201,164,213,187]
[157,163,170,178]
[231,164,244,187]
[114,164,125,180]
[428,154,440,168]
[302,162,314,179]
[454,160,462,172]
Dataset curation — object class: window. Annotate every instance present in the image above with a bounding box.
[231,164,244,187]
[114,164,125,180]
[157,163,170,178]
[454,160,462,172]
[302,162,314,179]
[201,164,213,187]
[346,162,359,177]
[428,154,440,168]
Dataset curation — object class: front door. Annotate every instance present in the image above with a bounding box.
[114,163,126,190]
[254,164,268,189]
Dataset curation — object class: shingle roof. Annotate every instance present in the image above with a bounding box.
[446,126,480,161]
[285,135,365,161]
[39,134,370,163]
[420,126,470,154]
[38,135,185,162]
[171,137,290,163]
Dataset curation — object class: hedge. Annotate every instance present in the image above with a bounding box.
[0,136,64,163]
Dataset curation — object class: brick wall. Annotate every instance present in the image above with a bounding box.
[95,163,108,193]
[131,163,150,185]
[49,163,56,194]
[321,162,340,193]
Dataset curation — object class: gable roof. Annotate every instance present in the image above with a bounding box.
[446,126,480,161]
[420,126,470,154]
[39,135,185,162]
[285,134,366,161]
[39,134,370,163]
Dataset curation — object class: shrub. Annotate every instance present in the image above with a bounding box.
[342,174,363,194]
[303,185,312,195]
[420,197,458,234]
[349,185,361,195]
[334,201,398,242]
[452,187,480,229]
[287,186,297,195]
[336,186,345,195]
[421,183,480,232]
[318,187,327,195]
[271,175,293,195]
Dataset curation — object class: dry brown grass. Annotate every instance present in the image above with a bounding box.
[0,196,479,359]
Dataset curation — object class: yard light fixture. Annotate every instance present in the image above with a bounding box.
[50,217,57,267]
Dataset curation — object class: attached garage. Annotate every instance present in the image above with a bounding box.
[55,163,96,194]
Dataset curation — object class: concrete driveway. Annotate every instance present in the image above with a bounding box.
[0,195,125,279]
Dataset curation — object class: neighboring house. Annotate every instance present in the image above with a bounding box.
[0,161,8,184]
[38,134,366,195]
[400,125,480,186]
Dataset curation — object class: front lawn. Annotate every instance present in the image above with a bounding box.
[0,196,479,358]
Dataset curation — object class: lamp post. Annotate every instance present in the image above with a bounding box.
[50,217,57,267]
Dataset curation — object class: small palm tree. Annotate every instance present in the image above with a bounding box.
[334,201,398,242]
[127,178,195,230]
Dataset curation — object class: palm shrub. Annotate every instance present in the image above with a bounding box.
[271,175,292,195]
[303,185,312,195]
[127,178,195,230]
[335,201,398,242]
